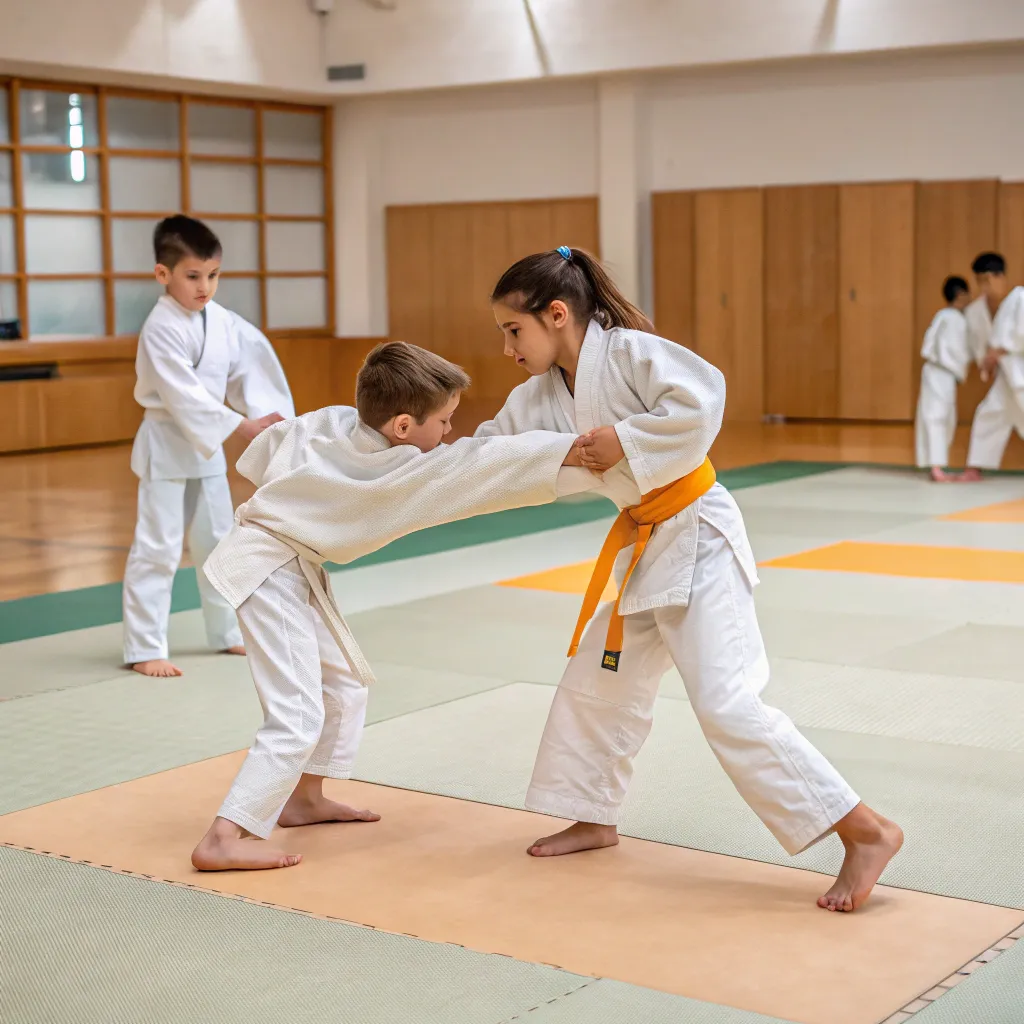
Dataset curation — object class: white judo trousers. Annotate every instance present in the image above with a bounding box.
[526,521,861,856]
[915,363,958,468]
[219,559,367,839]
[967,376,1022,469]
[122,474,242,664]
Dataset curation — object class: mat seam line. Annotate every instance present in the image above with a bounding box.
[495,978,602,1023]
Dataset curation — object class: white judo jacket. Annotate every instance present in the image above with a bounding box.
[130,296,294,481]
[475,319,759,614]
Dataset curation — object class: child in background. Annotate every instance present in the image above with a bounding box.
[477,246,903,913]
[915,275,971,481]
[123,216,294,678]
[193,342,595,871]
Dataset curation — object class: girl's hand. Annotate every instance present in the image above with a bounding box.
[577,426,625,472]
[562,442,585,467]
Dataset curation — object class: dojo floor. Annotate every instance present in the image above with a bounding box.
[3,463,1024,1024]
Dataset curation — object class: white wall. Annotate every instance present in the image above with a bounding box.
[647,48,1024,190]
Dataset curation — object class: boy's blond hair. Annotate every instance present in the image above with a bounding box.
[355,341,471,429]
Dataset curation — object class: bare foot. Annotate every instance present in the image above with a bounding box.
[527,821,619,857]
[131,659,183,678]
[222,645,246,656]
[818,809,903,912]
[278,791,381,828]
[928,467,953,483]
[959,468,983,483]
[191,819,300,872]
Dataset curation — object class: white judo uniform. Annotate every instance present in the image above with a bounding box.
[475,320,860,855]
[914,307,970,469]
[202,406,594,838]
[122,296,294,665]
[967,287,1024,469]
[964,294,1015,470]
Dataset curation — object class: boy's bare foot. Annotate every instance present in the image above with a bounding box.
[222,645,246,656]
[527,821,619,857]
[960,467,983,482]
[277,790,380,828]
[818,805,903,912]
[191,818,300,872]
[928,467,953,483]
[131,659,183,678]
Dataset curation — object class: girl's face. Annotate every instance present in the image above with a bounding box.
[492,299,567,376]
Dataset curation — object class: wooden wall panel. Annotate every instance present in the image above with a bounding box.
[764,185,840,419]
[651,191,695,349]
[384,198,600,407]
[693,189,764,422]
[999,182,1024,288]
[838,182,916,420]
[914,180,998,424]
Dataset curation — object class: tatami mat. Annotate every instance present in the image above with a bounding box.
[913,938,1024,1024]
[1,767,1019,1024]
[352,683,1024,909]
[0,846,595,1024]
[870,623,1024,684]
[942,497,1024,523]
[0,661,508,815]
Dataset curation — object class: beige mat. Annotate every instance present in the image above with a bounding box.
[1,755,1020,1024]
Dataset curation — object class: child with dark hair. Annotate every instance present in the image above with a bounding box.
[915,275,971,481]
[964,252,1016,478]
[478,245,903,913]
[123,215,294,677]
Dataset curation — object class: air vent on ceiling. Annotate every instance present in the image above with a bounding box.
[328,64,367,81]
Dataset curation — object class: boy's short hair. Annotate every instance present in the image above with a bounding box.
[971,252,1006,276]
[356,341,471,429]
[154,215,222,269]
[943,275,969,303]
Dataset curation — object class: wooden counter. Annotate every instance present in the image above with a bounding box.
[0,336,383,455]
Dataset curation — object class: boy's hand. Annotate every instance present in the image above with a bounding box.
[577,426,625,473]
[982,348,1006,379]
[234,411,285,443]
[562,442,585,468]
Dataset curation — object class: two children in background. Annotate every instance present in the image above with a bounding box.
[915,252,1016,481]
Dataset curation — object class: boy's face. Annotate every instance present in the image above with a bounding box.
[492,299,564,376]
[156,256,221,312]
[975,272,1009,306]
[952,291,971,312]
[384,392,460,452]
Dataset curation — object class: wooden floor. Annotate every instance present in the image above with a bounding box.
[2,420,1023,602]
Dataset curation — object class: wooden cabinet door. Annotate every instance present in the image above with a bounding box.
[764,185,839,418]
[838,182,916,420]
[651,191,695,349]
[694,188,764,422]
[915,180,998,423]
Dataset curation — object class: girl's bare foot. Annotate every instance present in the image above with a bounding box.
[277,790,380,828]
[960,467,983,482]
[928,467,952,482]
[818,805,903,912]
[527,821,619,857]
[191,818,300,872]
[131,659,183,678]
[223,645,246,656]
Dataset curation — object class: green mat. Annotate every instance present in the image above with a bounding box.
[913,939,1024,1024]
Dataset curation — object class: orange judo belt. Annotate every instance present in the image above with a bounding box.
[567,457,716,672]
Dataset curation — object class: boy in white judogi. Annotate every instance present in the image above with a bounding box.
[191,342,595,871]
[480,246,903,913]
[964,252,1014,479]
[123,216,294,678]
[915,276,970,480]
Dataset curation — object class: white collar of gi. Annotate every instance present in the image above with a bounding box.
[561,318,605,434]
[353,420,393,454]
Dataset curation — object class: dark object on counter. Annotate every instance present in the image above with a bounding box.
[0,363,57,381]
[0,318,22,340]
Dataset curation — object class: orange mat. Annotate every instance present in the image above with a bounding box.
[499,559,613,598]
[1,755,1020,1024]
[943,498,1024,523]
[761,541,1024,583]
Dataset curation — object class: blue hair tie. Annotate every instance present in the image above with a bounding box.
[557,245,572,261]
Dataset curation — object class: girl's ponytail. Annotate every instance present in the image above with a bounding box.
[491,247,653,333]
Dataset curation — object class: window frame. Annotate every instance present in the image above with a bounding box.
[0,78,334,338]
